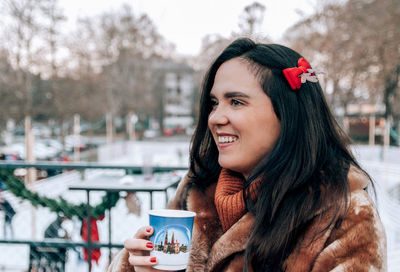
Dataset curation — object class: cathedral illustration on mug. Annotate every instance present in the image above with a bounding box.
[154,230,189,254]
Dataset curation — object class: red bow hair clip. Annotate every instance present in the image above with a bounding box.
[283,58,321,90]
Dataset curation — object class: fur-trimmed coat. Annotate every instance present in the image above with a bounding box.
[108,168,387,272]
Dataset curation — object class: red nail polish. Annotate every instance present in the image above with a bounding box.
[150,257,157,263]
[146,242,153,249]
[146,227,151,233]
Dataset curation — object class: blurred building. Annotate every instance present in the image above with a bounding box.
[154,61,196,135]
[339,103,399,145]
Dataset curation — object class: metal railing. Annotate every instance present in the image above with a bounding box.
[0,160,188,173]
[0,160,187,272]
[2,160,399,271]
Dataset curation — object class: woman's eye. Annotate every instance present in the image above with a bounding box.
[231,99,243,106]
[210,100,218,108]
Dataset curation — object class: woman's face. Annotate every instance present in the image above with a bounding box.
[208,58,281,179]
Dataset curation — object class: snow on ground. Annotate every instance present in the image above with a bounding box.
[0,140,190,272]
[0,141,399,272]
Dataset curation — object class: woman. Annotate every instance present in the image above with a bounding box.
[109,38,386,271]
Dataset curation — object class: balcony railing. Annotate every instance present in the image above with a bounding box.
[0,161,187,272]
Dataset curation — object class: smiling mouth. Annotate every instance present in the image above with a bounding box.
[218,136,238,143]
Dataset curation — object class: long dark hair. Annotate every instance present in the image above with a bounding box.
[189,38,368,271]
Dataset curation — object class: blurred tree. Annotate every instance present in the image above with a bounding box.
[2,0,44,117]
[285,0,400,128]
[0,48,22,127]
[40,0,66,78]
[284,3,363,113]
[195,2,269,72]
[195,34,232,71]
[0,1,177,137]
[192,2,270,123]
[34,0,69,133]
[1,0,70,128]
[64,4,174,135]
[94,5,171,122]
[238,1,266,37]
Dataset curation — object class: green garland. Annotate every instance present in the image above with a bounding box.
[0,169,120,219]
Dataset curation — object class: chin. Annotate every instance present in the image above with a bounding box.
[218,158,241,173]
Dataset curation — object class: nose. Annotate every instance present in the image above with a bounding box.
[208,106,229,126]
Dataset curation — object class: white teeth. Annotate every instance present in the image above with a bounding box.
[218,136,237,143]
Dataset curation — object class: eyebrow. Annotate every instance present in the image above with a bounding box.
[209,91,251,99]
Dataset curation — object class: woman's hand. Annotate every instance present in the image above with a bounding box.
[124,226,172,272]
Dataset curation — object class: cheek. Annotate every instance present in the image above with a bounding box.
[207,110,215,128]
[248,116,280,152]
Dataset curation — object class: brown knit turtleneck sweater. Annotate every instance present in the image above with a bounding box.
[214,168,261,232]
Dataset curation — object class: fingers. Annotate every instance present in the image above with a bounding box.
[124,239,154,253]
[125,226,168,272]
[129,254,172,272]
[124,226,154,255]
[135,226,154,239]
[128,254,157,267]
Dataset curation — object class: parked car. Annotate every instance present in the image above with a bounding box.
[144,129,160,139]
[163,127,173,136]
[64,135,88,152]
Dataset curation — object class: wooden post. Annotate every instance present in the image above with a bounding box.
[342,117,350,133]
[126,112,134,141]
[74,114,80,162]
[382,117,391,161]
[106,113,114,159]
[398,121,400,145]
[24,116,36,182]
[24,116,34,164]
[383,118,390,149]
[25,116,37,239]
[106,113,114,144]
[369,115,376,146]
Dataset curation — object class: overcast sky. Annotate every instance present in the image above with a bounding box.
[58,0,317,55]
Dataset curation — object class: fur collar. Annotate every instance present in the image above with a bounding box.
[108,166,386,272]
[178,165,371,271]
